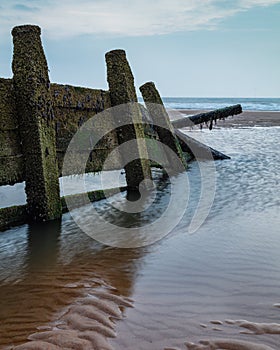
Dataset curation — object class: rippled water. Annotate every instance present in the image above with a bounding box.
[0,126,280,349]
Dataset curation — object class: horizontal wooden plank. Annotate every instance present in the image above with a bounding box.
[0,78,18,131]
[0,205,27,231]
[57,148,122,176]
[0,155,25,186]
[0,186,127,231]
[51,84,111,110]
[0,130,22,157]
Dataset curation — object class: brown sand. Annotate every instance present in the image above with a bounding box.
[171,110,280,128]
[0,242,138,350]
[12,285,133,350]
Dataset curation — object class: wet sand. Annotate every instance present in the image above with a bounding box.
[165,314,280,349]
[0,254,135,350]
[0,220,142,349]
[173,110,280,128]
[13,286,133,350]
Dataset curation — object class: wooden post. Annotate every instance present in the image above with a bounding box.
[140,82,186,168]
[105,50,151,190]
[12,25,61,221]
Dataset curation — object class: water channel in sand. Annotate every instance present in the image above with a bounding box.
[0,125,280,349]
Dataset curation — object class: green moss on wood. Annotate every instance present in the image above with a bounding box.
[140,82,187,170]
[60,186,127,213]
[51,83,111,110]
[105,49,151,189]
[51,83,121,174]
[0,77,122,183]
[1,30,166,198]
[12,25,61,221]
[0,78,18,130]
[0,186,127,231]
[0,155,25,186]
[0,130,22,157]
[0,205,28,231]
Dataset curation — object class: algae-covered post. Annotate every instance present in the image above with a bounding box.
[105,50,152,190]
[140,81,187,170]
[12,25,61,221]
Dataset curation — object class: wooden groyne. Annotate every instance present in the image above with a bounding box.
[0,25,150,228]
[0,24,242,231]
[171,104,242,129]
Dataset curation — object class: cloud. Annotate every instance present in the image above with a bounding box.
[0,0,279,39]
[13,4,39,12]
[239,0,280,7]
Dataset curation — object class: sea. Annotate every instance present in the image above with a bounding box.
[0,97,279,349]
[160,97,280,111]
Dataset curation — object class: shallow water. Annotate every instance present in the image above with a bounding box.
[0,126,280,349]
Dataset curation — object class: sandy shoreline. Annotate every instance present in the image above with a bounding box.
[173,110,280,128]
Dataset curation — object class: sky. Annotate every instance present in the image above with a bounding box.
[0,0,279,97]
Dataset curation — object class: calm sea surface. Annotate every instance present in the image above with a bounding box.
[160,97,280,111]
[0,121,280,347]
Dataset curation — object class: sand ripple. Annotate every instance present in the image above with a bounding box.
[184,339,275,350]
[165,316,280,350]
[11,286,133,350]
[225,319,280,335]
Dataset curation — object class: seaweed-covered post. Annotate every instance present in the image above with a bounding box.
[105,50,152,190]
[12,25,61,221]
[140,82,186,168]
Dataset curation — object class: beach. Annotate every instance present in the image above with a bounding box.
[1,121,280,350]
[1,95,279,350]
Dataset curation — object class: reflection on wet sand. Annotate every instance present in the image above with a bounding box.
[0,218,148,349]
[14,288,133,350]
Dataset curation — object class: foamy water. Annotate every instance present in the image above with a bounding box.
[0,126,280,349]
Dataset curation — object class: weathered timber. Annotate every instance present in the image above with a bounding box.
[0,78,25,185]
[171,104,242,129]
[0,205,28,232]
[50,83,121,175]
[175,129,230,160]
[12,25,61,221]
[105,49,151,190]
[0,186,127,231]
[140,82,186,169]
